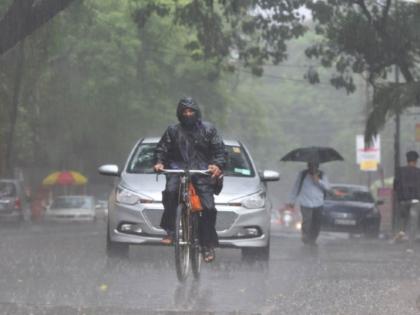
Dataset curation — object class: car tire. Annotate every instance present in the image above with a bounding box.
[106,223,129,258]
[241,239,270,262]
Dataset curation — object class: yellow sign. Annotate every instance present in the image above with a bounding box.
[360,160,378,171]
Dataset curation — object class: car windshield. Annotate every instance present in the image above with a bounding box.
[127,142,255,177]
[326,186,374,203]
[0,182,16,198]
[51,197,93,210]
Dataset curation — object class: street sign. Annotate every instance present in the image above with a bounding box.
[360,160,378,171]
[356,135,380,171]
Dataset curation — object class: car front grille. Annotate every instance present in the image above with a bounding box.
[143,209,238,232]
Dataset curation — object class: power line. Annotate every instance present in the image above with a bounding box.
[237,68,333,86]
[137,45,361,89]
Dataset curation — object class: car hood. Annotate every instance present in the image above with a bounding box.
[323,200,375,212]
[120,173,264,203]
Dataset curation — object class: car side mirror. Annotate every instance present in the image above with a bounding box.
[98,164,120,177]
[260,170,280,182]
[375,199,384,206]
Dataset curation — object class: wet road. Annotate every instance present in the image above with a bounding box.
[0,221,420,315]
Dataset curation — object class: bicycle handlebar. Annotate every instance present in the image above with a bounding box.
[158,169,211,176]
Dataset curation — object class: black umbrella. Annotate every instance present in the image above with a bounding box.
[280,146,344,164]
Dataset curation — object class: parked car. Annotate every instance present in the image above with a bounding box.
[321,184,382,237]
[99,137,280,260]
[44,195,96,222]
[0,179,30,222]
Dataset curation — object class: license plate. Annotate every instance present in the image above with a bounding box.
[335,219,356,226]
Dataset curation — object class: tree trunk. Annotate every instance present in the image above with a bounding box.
[5,41,25,176]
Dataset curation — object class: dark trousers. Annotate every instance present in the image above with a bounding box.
[300,205,323,243]
[397,201,414,233]
[160,175,218,247]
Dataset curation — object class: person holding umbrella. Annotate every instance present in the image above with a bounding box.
[282,147,343,245]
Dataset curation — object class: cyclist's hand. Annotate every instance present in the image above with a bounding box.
[154,163,164,173]
[208,164,221,178]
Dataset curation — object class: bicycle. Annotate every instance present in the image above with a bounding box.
[160,169,210,282]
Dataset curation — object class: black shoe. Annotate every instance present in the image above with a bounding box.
[302,235,317,246]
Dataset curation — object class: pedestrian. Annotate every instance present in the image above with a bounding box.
[392,150,420,242]
[286,161,330,245]
[153,97,226,262]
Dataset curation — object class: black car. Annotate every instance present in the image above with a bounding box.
[321,184,382,237]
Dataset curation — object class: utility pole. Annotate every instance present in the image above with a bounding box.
[392,66,400,232]
[365,78,372,188]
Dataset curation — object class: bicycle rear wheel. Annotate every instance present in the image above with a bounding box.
[191,212,202,280]
[175,203,190,281]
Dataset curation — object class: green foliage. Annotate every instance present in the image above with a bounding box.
[132,0,309,76]
[0,0,233,180]
[365,81,420,141]
[305,0,420,136]
[0,0,412,191]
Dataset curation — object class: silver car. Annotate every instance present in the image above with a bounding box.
[99,137,280,261]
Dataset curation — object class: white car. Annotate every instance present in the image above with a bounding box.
[44,195,96,222]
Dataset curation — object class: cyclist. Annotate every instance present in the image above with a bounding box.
[153,97,226,262]
[393,150,420,242]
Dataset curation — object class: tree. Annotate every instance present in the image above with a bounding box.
[305,0,420,140]
[0,0,77,55]
[132,0,308,76]
[0,0,235,180]
[133,0,420,140]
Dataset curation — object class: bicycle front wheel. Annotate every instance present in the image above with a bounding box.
[175,203,190,282]
[191,212,202,280]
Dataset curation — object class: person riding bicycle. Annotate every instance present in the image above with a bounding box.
[153,97,226,262]
[393,150,420,242]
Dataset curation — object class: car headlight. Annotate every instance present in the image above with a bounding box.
[241,191,266,209]
[115,187,152,205]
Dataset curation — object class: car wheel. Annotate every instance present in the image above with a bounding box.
[241,239,270,262]
[106,223,129,258]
